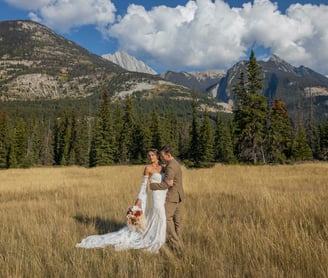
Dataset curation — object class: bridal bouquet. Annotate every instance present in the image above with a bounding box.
[126,205,147,233]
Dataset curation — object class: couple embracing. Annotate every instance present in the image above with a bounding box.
[76,145,185,255]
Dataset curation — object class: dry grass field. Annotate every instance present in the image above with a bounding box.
[1,163,328,277]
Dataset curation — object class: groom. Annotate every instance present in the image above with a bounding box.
[150,145,184,254]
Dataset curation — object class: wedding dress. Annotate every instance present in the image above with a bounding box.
[76,173,167,253]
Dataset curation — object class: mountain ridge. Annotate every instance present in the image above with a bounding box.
[0,20,226,114]
[102,51,157,75]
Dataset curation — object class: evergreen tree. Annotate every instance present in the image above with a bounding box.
[10,118,28,167]
[26,116,42,166]
[117,96,135,164]
[149,109,162,150]
[0,112,10,168]
[74,117,90,166]
[188,95,201,167]
[233,50,268,163]
[199,108,214,166]
[267,99,293,163]
[53,112,71,166]
[40,120,53,166]
[7,143,17,168]
[89,92,114,166]
[132,110,151,164]
[177,117,190,160]
[317,119,328,160]
[214,115,234,163]
[66,110,77,165]
[112,102,123,162]
[292,127,312,161]
[162,110,179,157]
[53,116,61,165]
[305,91,317,156]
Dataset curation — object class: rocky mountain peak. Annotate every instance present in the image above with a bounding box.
[267,54,295,73]
[102,51,157,75]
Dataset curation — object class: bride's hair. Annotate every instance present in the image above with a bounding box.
[148,148,159,156]
[148,148,165,167]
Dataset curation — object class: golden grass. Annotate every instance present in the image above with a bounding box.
[1,163,328,277]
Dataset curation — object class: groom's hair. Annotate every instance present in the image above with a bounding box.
[160,145,173,155]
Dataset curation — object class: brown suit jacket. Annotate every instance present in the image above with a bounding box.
[150,158,184,203]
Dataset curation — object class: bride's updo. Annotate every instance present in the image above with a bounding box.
[148,148,164,166]
[148,148,159,160]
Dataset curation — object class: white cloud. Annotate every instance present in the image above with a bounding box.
[5,0,53,10]
[281,3,328,74]
[108,0,328,74]
[5,0,328,74]
[6,0,116,33]
[109,0,247,70]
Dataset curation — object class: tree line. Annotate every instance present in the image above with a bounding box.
[1,51,328,169]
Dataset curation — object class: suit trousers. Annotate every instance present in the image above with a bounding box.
[165,201,183,251]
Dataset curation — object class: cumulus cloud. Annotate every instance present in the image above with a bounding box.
[108,0,328,74]
[109,0,247,70]
[5,0,53,10]
[6,0,116,33]
[4,0,328,74]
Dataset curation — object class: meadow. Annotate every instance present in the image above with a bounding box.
[0,163,328,277]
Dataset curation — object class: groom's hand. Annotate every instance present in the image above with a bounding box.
[165,178,174,187]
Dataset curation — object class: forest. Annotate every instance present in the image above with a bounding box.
[1,51,328,169]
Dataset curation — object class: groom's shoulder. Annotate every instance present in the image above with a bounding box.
[171,158,181,168]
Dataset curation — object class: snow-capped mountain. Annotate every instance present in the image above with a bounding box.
[102,51,157,75]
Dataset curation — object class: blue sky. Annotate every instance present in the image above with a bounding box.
[0,0,327,75]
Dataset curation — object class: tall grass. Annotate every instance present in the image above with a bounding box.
[1,163,328,277]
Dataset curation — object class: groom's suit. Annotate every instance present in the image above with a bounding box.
[150,158,184,252]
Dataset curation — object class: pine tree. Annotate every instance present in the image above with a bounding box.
[117,96,135,164]
[267,99,293,163]
[40,120,53,166]
[0,112,10,168]
[188,95,201,167]
[233,50,268,164]
[178,117,190,160]
[214,115,234,163]
[162,110,179,157]
[74,117,90,166]
[199,108,214,166]
[317,119,328,160]
[10,118,28,167]
[112,102,123,163]
[53,111,71,166]
[53,116,61,165]
[89,91,114,166]
[132,110,151,164]
[66,110,77,165]
[149,109,162,150]
[26,116,42,166]
[292,127,312,161]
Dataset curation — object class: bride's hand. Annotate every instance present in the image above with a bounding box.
[165,178,174,187]
[135,199,142,208]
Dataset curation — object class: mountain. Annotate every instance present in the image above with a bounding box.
[216,55,328,120]
[102,51,157,75]
[160,69,226,97]
[0,20,125,100]
[0,20,225,115]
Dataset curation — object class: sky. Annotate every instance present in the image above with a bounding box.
[0,0,328,75]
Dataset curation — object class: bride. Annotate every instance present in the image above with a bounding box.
[76,149,168,253]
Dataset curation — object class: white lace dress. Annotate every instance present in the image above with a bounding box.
[76,173,167,253]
